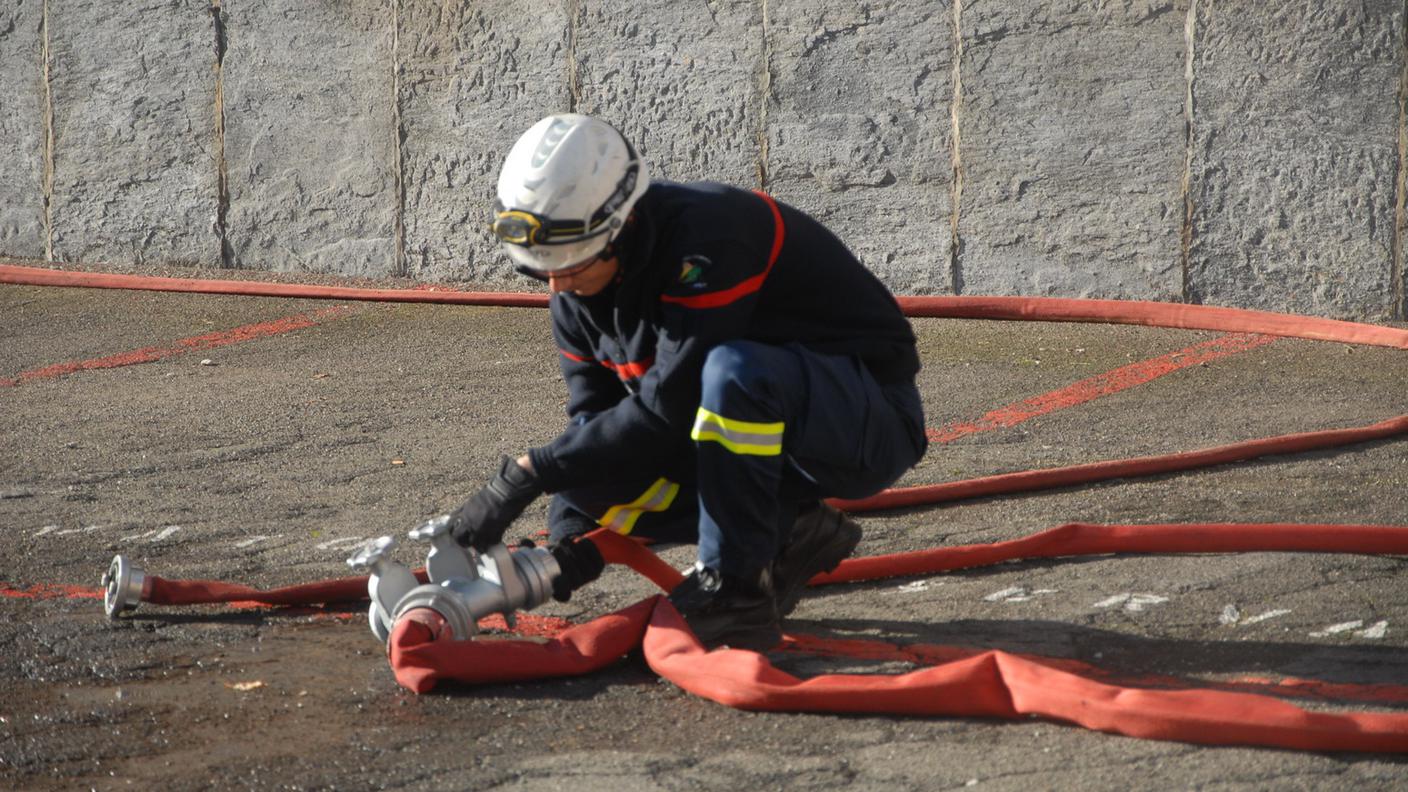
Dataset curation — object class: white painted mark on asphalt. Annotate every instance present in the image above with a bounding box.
[1221,606,1293,627]
[985,586,1057,603]
[121,526,182,543]
[234,535,281,549]
[1306,619,1390,639]
[315,536,369,552]
[1356,621,1389,639]
[33,524,103,537]
[896,580,937,593]
[1309,620,1363,638]
[1093,593,1169,613]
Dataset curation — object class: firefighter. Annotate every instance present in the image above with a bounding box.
[446,114,927,650]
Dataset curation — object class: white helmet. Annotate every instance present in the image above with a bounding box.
[492,114,649,273]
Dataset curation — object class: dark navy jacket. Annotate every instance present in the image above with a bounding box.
[527,182,920,493]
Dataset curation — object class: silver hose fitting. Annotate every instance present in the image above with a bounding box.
[385,529,561,643]
[347,536,420,643]
[101,555,151,619]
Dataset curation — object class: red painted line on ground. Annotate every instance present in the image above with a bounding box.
[0,305,352,387]
[927,332,1280,443]
[0,583,103,600]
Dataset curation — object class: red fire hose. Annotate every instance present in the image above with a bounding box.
[835,413,1408,513]
[3,262,1407,348]
[390,526,1408,753]
[143,570,424,607]
[6,262,1407,752]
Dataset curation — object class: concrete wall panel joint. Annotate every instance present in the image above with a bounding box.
[948,0,965,294]
[391,0,406,278]
[567,0,582,111]
[210,0,231,268]
[1395,0,1408,321]
[756,0,773,190]
[40,0,54,262]
[1180,0,1198,303]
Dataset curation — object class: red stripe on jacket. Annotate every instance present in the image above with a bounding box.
[659,191,785,310]
[560,349,653,381]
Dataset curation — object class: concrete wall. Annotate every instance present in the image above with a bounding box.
[1,0,1405,321]
[0,1,47,261]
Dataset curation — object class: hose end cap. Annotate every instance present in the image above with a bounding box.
[101,555,147,620]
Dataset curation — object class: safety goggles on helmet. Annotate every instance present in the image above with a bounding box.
[492,160,640,258]
[491,206,612,248]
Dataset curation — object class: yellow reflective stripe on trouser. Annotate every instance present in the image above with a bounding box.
[690,407,784,456]
[599,478,681,535]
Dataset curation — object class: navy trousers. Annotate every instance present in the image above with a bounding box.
[550,340,926,577]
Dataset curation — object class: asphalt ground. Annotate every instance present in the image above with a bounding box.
[2,274,1407,790]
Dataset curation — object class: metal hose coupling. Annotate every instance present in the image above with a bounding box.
[391,542,561,641]
[101,555,152,619]
[350,516,562,643]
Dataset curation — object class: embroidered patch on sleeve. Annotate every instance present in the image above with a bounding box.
[677,254,711,287]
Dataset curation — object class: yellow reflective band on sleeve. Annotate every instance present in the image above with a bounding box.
[598,478,681,535]
[690,407,784,456]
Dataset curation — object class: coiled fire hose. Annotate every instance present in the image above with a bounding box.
[6,262,1408,753]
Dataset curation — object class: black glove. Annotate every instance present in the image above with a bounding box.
[549,535,605,603]
[446,456,543,551]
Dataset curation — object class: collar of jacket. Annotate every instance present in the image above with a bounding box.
[565,184,670,312]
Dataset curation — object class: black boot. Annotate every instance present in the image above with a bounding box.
[668,563,782,651]
[772,502,863,616]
